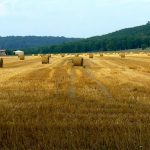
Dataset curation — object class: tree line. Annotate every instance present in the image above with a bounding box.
[6,23,150,55]
[0,36,81,50]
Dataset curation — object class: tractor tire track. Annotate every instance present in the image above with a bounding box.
[67,63,76,99]
[82,58,114,100]
[83,68,114,100]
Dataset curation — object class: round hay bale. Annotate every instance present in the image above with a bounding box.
[61,54,65,57]
[47,54,51,58]
[147,53,150,56]
[75,54,79,57]
[42,55,49,64]
[119,53,125,58]
[89,54,93,58]
[72,57,83,66]
[0,58,3,68]
[19,55,25,60]
[40,54,44,57]
[100,53,103,57]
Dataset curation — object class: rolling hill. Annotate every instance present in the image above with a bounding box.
[3,22,150,54]
[32,22,150,54]
[0,36,82,50]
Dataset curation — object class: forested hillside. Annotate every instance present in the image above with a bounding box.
[28,23,150,54]
[3,23,150,54]
[0,36,81,50]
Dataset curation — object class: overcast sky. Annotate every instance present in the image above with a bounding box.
[0,0,149,38]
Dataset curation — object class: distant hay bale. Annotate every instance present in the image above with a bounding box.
[75,54,79,57]
[42,55,49,64]
[119,53,125,58]
[61,54,65,57]
[147,53,150,56]
[89,54,93,58]
[47,54,51,58]
[139,52,144,55]
[32,54,38,56]
[0,58,3,68]
[72,57,83,66]
[40,54,44,57]
[100,53,103,57]
[19,55,25,60]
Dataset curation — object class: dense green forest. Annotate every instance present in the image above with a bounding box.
[23,23,150,54]
[4,22,150,54]
[0,36,81,50]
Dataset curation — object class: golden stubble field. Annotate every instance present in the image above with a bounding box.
[0,53,150,150]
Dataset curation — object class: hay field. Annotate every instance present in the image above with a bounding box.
[0,53,150,150]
